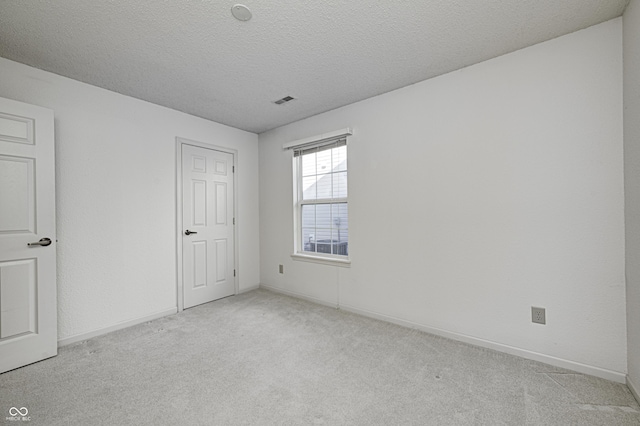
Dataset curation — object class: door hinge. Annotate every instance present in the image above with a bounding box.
[232,166,235,173]
[233,218,235,225]
[234,269,236,277]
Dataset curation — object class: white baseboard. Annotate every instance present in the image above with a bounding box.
[58,307,177,347]
[237,284,260,294]
[257,284,627,384]
[338,303,626,384]
[628,375,640,404]
[259,284,338,309]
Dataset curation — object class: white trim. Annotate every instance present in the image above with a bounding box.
[282,128,352,150]
[291,136,350,264]
[57,307,177,347]
[237,284,260,294]
[175,137,239,312]
[175,141,184,312]
[339,303,626,384]
[628,375,640,404]
[290,253,351,267]
[259,285,626,383]
[260,284,339,309]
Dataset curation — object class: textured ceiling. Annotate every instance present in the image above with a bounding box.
[0,0,630,133]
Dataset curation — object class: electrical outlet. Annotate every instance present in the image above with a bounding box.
[531,307,546,325]
[279,264,284,274]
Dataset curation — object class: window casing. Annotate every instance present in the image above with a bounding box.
[293,139,348,260]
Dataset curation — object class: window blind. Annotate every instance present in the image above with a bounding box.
[283,128,352,152]
[293,138,346,157]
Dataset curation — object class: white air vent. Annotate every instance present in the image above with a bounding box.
[274,96,295,105]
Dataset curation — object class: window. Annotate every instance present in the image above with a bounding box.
[289,131,350,262]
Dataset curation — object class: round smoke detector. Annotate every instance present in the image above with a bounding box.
[231,4,252,21]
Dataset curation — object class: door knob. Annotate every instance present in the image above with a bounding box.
[28,237,52,247]
[184,230,198,235]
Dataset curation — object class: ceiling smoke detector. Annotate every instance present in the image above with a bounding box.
[231,4,252,21]
[274,96,295,105]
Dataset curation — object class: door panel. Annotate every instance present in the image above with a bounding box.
[192,180,207,226]
[0,97,56,374]
[215,182,226,224]
[0,259,36,338]
[215,239,227,282]
[182,144,234,308]
[193,241,207,288]
[0,155,35,233]
[0,112,34,145]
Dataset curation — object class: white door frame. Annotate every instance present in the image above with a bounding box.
[175,137,239,312]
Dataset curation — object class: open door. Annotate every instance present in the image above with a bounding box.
[0,97,57,373]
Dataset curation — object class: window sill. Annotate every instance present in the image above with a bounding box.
[291,253,351,267]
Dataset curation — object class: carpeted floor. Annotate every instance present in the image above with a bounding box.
[1,288,639,425]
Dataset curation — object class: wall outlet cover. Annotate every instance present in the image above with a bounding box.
[532,307,546,325]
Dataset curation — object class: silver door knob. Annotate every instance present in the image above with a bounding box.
[184,230,198,235]
[28,237,52,247]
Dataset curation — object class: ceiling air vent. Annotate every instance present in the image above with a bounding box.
[274,96,295,105]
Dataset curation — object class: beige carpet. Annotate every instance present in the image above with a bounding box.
[1,288,638,425]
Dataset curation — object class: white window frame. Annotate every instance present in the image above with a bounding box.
[284,128,352,267]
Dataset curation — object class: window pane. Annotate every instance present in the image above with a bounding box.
[332,171,347,198]
[316,174,332,199]
[331,228,348,255]
[301,205,315,228]
[331,227,348,244]
[317,149,331,175]
[331,203,348,230]
[296,143,348,258]
[332,203,348,255]
[302,228,316,252]
[316,204,331,229]
[332,145,347,172]
[302,176,317,200]
[315,229,332,254]
[302,152,316,176]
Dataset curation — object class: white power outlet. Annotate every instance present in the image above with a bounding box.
[532,307,546,325]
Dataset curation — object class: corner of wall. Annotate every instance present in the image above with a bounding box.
[628,375,640,404]
[624,0,640,395]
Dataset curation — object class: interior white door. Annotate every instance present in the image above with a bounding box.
[0,97,56,373]
[182,144,235,309]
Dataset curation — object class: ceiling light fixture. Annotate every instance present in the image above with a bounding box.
[231,4,252,21]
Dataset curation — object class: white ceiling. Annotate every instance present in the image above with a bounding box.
[0,0,629,134]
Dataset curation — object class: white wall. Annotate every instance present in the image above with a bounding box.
[624,0,640,398]
[259,19,626,380]
[0,57,260,341]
